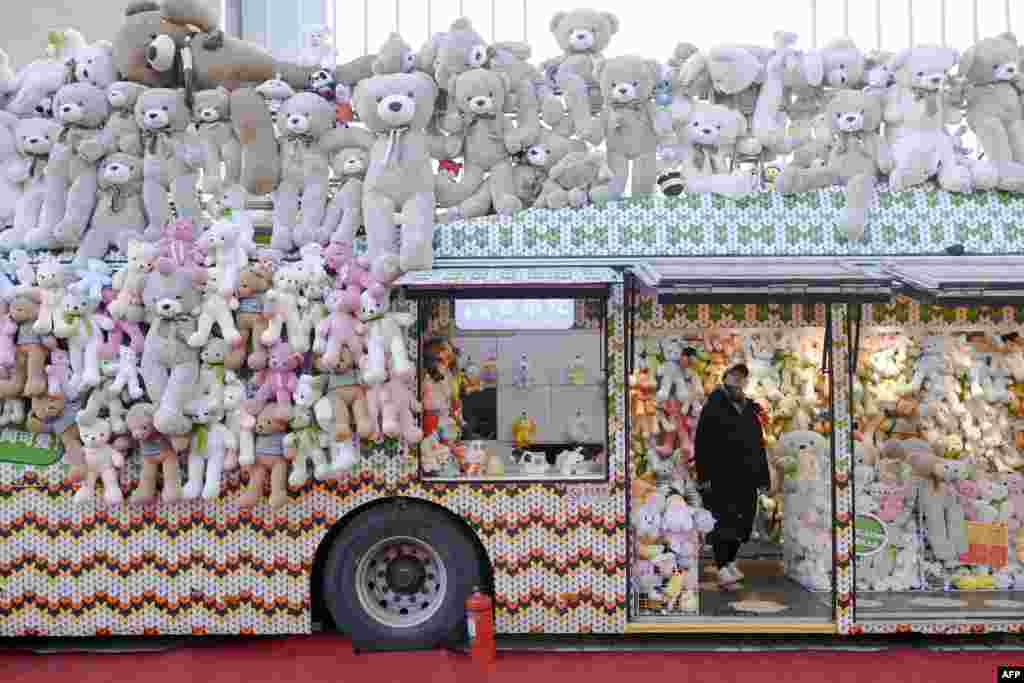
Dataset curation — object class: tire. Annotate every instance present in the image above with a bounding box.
[322,500,482,649]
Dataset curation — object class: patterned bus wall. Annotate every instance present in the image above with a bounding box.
[848,301,1024,636]
[0,288,628,637]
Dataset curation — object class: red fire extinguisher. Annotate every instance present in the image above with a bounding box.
[465,586,496,666]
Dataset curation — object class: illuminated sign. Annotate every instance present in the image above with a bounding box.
[455,299,575,330]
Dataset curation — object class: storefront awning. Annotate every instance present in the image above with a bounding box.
[859,256,1024,306]
[631,258,895,304]
[396,266,621,299]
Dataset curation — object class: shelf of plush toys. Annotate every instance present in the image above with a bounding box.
[852,327,1024,595]
[629,327,836,614]
[0,210,418,511]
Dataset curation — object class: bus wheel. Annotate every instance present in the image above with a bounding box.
[322,501,482,649]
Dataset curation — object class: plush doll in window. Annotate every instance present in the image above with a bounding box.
[421,338,460,443]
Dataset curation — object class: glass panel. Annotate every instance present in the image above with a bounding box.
[267,1,302,62]
[853,309,1024,620]
[241,0,268,48]
[629,298,834,621]
[419,298,607,481]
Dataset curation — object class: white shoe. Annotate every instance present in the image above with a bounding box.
[717,565,741,588]
[728,562,745,581]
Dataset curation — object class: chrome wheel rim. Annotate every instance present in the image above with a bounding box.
[354,535,448,629]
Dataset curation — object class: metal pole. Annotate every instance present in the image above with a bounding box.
[973,0,979,43]
[1006,0,1013,32]
[908,0,913,47]
[875,0,882,49]
[843,0,849,38]
[396,0,400,33]
[523,0,527,41]
[810,0,817,49]
[459,0,465,18]
[363,0,369,55]
[427,0,431,35]
[940,0,946,47]
[491,0,496,40]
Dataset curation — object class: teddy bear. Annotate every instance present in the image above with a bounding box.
[271,91,336,250]
[73,415,124,505]
[352,71,439,273]
[238,404,291,509]
[25,394,83,477]
[108,238,158,324]
[44,348,71,399]
[23,82,110,249]
[182,396,236,501]
[373,373,423,445]
[663,102,758,196]
[99,81,146,157]
[284,374,331,486]
[140,261,201,436]
[191,337,233,411]
[254,77,296,124]
[583,55,671,198]
[125,402,182,504]
[957,33,1024,192]
[71,40,119,90]
[71,153,146,267]
[629,366,659,439]
[882,46,976,193]
[261,263,309,353]
[12,256,70,340]
[186,267,241,349]
[775,89,893,242]
[533,150,613,209]
[77,356,129,435]
[192,86,242,195]
[372,33,418,76]
[434,68,524,212]
[134,88,202,238]
[541,9,620,139]
[4,117,60,251]
[0,112,21,227]
[253,342,302,410]
[226,261,274,371]
[58,289,114,394]
[0,290,50,399]
[314,289,366,370]
[358,288,414,386]
[197,217,249,298]
[108,345,144,403]
[776,429,828,483]
[321,126,373,244]
[314,346,372,442]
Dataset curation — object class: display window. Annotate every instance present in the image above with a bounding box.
[626,258,892,623]
[413,296,608,481]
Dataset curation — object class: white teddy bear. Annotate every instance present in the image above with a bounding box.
[664,101,756,196]
[358,289,414,386]
[285,374,332,486]
[187,267,242,348]
[109,346,143,400]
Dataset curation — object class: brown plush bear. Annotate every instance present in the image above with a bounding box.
[126,402,182,504]
[239,404,290,509]
[27,395,84,481]
[317,346,372,442]
[0,293,50,399]
[226,262,274,372]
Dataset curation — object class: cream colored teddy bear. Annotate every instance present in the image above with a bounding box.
[534,150,613,209]
[665,101,757,196]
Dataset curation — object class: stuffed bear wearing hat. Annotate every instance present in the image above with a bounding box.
[958,33,1024,192]
[352,71,438,273]
[775,89,892,241]
[586,56,671,198]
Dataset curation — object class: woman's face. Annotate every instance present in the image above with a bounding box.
[438,342,455,369]
[723,371,748,400]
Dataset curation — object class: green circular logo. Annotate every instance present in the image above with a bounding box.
[854,514,889,557]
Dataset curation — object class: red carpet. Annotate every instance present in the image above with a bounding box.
[1,633,1018,683]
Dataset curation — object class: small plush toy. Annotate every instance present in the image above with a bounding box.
[26,395,83,477]
[74,416,124,505]
[227,261,274,371]
[358,288,415,386]
[314,346,371,442]
[261,263,310,353]
[958,34,1024,192]
[629,366,658,438]
[511,411,537,449]
[254,77,296,121]
[73,153,146,266]
[198,216,249,296]
[99,81,146,156]
[376,374,424,444]
[533,150,613,209]
[28,82,110,248]
[187,267,242,348]
[125,402,183,504]
[285,374,330,486]
[5,117,60,251]
[239,405,291,509]
[135,88,203,238]
[419,432,454,475]
[78,358,129,434]
[585,55,672,197]
[140,261,201,436]
[351,71,439,272]
[222,376,250,467]
[0,290,50,399]
[320,126,373,244]
[272,91,336,250]
[372,33,418,76]
[314,289,366,370]
[109,345,144,401]
[182,397,236,501]
[192,86,242,194]
[17,254,72,338]
[57,289,114,394]
[555,446,587,476]
[253,342,302,409]
[44,348,71,399]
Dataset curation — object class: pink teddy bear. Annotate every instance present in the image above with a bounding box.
[1006,474,1024,531]
[314,289,366,369]
[99,288,144,359]
[877,483,908,523]
[45,349,72,397]
[253,342,302,408]
[957,480,980,521]
[377,374,424,444]
[0,302,16,369]
[156,218,204,274]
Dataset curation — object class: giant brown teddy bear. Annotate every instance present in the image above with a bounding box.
[112,0,375,195]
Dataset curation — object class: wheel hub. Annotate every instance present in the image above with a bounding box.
[386,555,426,594]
